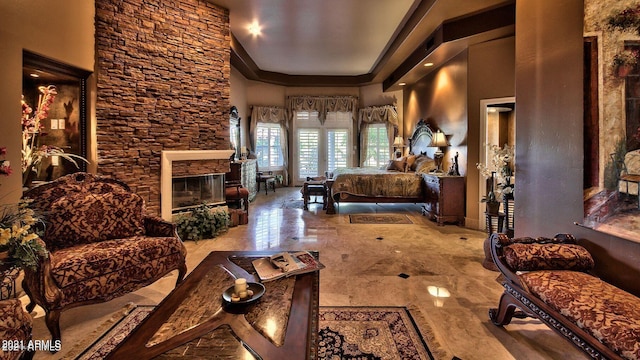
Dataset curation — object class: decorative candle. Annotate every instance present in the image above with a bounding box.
[234,278,247,294]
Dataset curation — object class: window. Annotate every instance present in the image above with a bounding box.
[256,123,283,169]
[363,124,389,167]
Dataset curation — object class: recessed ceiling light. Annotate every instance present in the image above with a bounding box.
[398,82,406,86]
[248,21,261,36]
[29,73,40,78]
[424,62,434,67]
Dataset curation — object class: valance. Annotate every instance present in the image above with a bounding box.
[251,106,287,125]
[358,105,398,129]
[286,96,358,124]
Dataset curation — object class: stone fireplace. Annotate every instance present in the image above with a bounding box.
[161,150,234,220]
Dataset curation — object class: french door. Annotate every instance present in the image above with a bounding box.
[293,111,352,185]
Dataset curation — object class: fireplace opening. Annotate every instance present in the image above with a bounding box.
[172,173,225,213]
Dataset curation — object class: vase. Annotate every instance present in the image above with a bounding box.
[485,200,500,215]
[617,64,634,77]
[22,166,36,188]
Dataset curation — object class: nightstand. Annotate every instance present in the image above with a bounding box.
[421,173,465,226]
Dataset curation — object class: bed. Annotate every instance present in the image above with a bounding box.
[325,120,437,214]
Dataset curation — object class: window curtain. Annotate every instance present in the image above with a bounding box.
[249,106,289,185]
[286,95,359,125]
[358,105,399,166]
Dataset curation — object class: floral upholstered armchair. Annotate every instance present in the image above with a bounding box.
[22,173,187,343]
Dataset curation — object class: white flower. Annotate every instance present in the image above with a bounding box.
[476,144,515,200]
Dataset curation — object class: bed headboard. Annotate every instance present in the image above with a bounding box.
[409,119,435,157]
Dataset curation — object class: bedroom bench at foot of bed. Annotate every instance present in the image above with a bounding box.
[489,233,640,360]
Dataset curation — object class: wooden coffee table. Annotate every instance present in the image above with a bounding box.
[107,251,319,359]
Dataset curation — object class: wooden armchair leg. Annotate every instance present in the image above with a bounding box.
[176,262,187,286]
[22,280,36,313]
[22,349,35,360]
[45,310,62,345]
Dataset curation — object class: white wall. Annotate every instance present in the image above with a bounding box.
[0,0,95,202]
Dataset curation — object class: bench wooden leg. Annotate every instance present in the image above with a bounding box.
[489,292,520,326]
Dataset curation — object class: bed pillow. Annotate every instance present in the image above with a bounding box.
[405,154,417,172]
[504,243,595,272]
[386,157,406,172]
[413,156,436,173]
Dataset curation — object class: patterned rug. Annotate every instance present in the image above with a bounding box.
[350,214,413,224]
[72,305,433,360]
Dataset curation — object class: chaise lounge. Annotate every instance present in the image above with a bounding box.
[22,172,187,343]
[489,233,640,359]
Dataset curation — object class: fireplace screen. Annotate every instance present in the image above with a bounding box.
[172,173,224,212]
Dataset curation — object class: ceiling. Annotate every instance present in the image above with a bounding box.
[207,0,515,88]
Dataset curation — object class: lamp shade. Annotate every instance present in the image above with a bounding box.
[393,136,405,147]
[429,130,449,148]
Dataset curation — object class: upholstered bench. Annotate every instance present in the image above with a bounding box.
[489,233,640,360]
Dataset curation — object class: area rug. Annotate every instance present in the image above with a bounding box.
[350,213,413,224]
[72,305,434,360]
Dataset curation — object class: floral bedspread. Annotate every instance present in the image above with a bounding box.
[330,167,423,199]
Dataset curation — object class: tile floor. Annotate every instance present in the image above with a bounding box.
[28,187,587,359]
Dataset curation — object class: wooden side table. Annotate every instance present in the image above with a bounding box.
[303,181,327,210]
[485,212,505,236]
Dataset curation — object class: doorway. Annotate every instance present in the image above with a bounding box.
[478,97,516,230]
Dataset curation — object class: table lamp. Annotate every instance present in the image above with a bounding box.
[393,136,405,158]
[429,130,449,172]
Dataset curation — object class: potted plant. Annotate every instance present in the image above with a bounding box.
[0,199,48,271]
[476,144,515,215]
[613,49,639,77]
[174,203,229,241]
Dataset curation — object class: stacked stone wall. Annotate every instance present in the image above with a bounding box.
[95,0,231,214]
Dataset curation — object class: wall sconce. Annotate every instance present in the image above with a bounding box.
[393,136,405,158]
[429,130,449,172]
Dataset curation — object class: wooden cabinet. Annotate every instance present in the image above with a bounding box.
[228,160,257,201]
[421,174,465,226]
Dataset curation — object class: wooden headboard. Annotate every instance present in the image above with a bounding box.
[409,119,435,157]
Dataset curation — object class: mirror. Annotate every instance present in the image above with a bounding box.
[230,106,241,160]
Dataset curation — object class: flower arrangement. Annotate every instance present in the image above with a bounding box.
[21,85,86,185]
[0,199,47,270]
[0,147,11,177]
[607,4,640,34]
[613,49,639,68]
[476,144,515,202]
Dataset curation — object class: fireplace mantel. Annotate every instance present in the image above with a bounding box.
[161,150,234,220]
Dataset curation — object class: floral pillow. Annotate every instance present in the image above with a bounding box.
[44,191,146,249]
[504,243,595,272]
